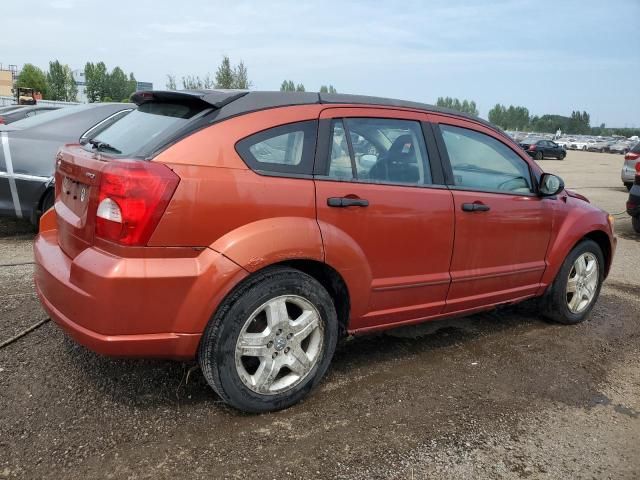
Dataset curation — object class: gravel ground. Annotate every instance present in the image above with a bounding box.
[0,150,638,479]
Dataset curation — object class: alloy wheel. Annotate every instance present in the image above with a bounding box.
[234,295,324,395]
[566,252,599,314]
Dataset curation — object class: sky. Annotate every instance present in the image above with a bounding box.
[2,0,639,126]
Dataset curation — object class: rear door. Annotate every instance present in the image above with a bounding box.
[314,108,455,330]
[429,115,554,313]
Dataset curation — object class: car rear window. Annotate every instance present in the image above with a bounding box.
[235,121,318,176]
[86,102,210,157]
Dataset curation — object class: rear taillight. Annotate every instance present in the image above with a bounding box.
[528,145,536,151]
[636,162,640,174]
[0,117,5,125]
[626,152,640,161]
[95,160,179,246]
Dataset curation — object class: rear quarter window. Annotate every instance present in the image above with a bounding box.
[235,120,317,176]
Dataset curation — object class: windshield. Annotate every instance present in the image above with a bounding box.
[87,102,209,157]
[9,104,94,129]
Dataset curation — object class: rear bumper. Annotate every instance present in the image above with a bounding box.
[34,230,247,359]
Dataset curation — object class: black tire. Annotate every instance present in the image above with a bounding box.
[540,239,604,325]
[535,151,543,160]
[558,151,566,160]
[198,266,338,413]
[625,182,633,191]
[633,216,640,234]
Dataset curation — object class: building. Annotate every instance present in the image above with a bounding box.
[72,70,153,103]
[0,64,18,97]
[72,69,88,102]
[136,81,153,91]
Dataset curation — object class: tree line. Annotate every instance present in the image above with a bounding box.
[280,80,337,93]
[166,56,251,90]
[16,61,78,102]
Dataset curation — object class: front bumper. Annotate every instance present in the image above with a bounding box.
[34,230,247,359]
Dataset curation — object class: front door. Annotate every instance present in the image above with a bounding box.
[314,108,455,331]
[430,116,555,313]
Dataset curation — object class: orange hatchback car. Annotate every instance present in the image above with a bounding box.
[35,90,616,412]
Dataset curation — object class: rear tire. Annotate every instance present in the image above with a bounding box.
[540,240,604,325]
[535,151,543,160]
[633,216,640,234]
[198,266,338,413]
[559,151,566,160]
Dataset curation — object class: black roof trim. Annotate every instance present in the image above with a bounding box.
[135,89,502,135]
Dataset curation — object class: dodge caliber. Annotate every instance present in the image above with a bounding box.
[34,90,616,412]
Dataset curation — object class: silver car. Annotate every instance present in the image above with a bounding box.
[0,103,133,225]
[621,142,640,190]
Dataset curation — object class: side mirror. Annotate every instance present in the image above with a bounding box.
[539,173,564,196]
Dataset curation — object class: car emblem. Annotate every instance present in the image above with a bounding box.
[85,172,96,179]
[80,187,87,202]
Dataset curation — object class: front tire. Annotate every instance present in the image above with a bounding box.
[559,151,566,160]
[541,240,604,325]
[198,266,338,413]
[625,182,633,191]
[535,151,543,160]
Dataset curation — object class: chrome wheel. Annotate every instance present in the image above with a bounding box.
[235,295,324,395]
[566,252,599,314]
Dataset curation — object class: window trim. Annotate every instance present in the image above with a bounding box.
[317,116,436,187]
[435,122,539,197]
[235,120,318,177]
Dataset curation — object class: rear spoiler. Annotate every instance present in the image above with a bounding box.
[130,90,249,109]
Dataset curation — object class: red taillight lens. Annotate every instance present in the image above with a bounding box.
[0,117,5,125]
[529,145,536,151]
[95,160,179,246]
[636,162,640,174]
[626,152,640,161]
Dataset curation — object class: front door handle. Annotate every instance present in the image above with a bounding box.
[327,197,369,208]
[461,202,490,212]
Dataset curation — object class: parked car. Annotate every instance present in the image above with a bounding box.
[587,139,614,153]
[610,141,632,154]
[621,142,640,190]
[555,138,574,149]
[34,90,616,413]
[0,105,62,125]
[626,161,640,233]
[519,138,566,160]
[0,103,133,225]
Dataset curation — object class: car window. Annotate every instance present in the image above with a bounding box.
[327,117,431,185]
[440,124,533,194]
[8,104,93,129]
[236,120,317,175]
[89,102,210,157]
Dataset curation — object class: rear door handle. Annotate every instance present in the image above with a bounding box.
[327,197,369,208]
[461,202,490,212]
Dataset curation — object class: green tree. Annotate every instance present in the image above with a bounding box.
[280,80,296,91]
[232,61,251,89]
[127,72,137,98]
[84,62,107,102]
[436,96,478,116]
[215,56,235,89]
[295,83,305,92]
[182,75,203,89]
[166,74,177,90]
[319,85,337,94]
[15,64,48,97]
[106,66,128,102]
[47,60,77,101]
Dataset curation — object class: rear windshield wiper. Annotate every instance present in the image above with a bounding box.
[87,138,122,154]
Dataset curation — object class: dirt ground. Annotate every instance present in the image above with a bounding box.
[0,150,638,479]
